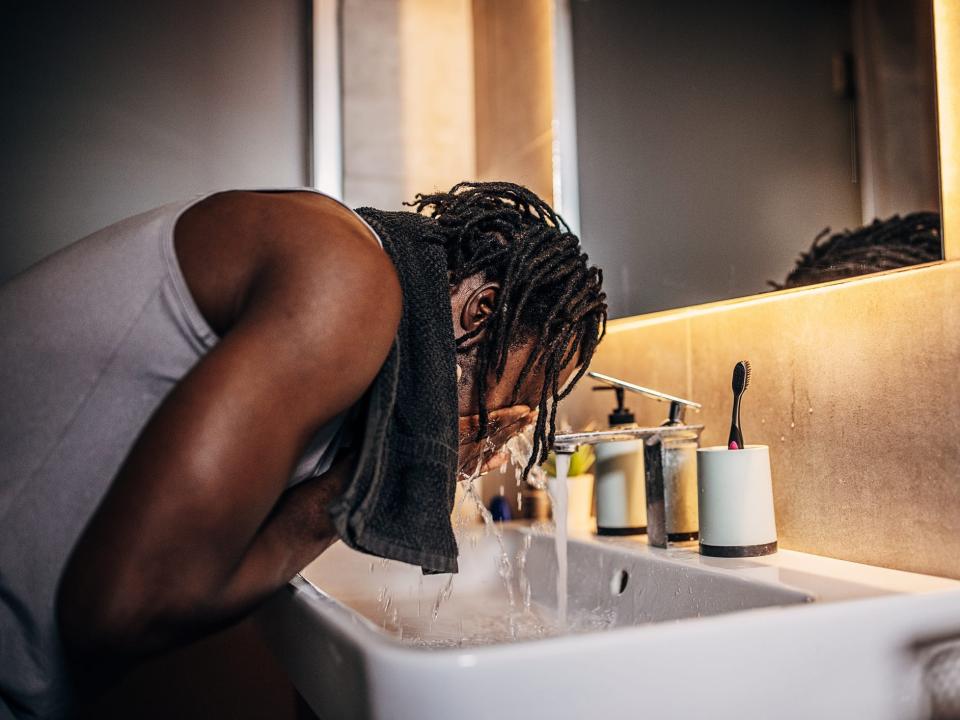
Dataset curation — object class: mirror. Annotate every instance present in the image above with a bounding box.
[338,0,943,321]
[570,0,942,318]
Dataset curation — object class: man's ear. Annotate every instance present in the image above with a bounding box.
[458,282,500,349]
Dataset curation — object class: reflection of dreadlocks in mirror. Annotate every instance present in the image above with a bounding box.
[771,212,942,290]
[406,181,608,479]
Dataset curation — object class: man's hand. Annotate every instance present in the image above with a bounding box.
[457,405,533,477]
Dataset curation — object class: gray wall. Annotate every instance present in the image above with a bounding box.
[0,0,310,283]
[572,0,864,317]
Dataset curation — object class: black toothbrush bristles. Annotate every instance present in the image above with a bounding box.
[734,360,751,393]
[728,360,751,449]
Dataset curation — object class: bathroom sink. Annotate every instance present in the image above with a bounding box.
[258,523,960,720]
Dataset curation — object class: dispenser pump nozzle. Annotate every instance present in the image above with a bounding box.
[592,385,635,426]
[665,400,686,426]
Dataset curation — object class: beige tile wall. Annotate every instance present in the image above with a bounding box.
[559,261,960,579]
[473,0,555,202]
[342,0,475,210]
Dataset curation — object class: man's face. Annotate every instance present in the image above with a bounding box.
[449,272,581,476]
[455,337,580,477]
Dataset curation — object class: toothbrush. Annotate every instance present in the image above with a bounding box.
[727,360,751,450]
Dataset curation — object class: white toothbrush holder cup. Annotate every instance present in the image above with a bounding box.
[697,445,777,557]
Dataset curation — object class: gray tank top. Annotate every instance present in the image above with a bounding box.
[0,189,381,719]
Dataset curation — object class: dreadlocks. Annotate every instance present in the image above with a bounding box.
[771,212,941,290]
[405,181,607,478]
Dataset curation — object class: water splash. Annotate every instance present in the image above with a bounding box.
[516,533,533,611]
[463,477,515,607]
[367,427,602,647]
[431,574,455,622]
[503,433,548,490]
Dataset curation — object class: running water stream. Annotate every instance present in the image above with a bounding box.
[356,431,601,646]
[546,452,570,628]
[462,477,515,607]
[502,432,568,628]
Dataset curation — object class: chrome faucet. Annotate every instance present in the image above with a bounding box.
[552,373,703,548]
[588,371,701,424]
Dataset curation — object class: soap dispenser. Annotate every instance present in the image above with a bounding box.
[593,386,647,535]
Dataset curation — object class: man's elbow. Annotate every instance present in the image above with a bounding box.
[56,573,145,668]
[56,567,206,667]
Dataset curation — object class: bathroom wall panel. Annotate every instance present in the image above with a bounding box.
[399,0,476,201]
[342,0,407,209]
[473,0,555,203]
[562,261,960,579]
[0,0,310,282]
[558,318,691,431]
[685,266,960,577]
[342,0,475,210]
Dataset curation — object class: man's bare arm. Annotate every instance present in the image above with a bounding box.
[56,203,401,668]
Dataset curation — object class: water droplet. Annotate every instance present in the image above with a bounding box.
[760,418,766,424]
[808,407,814,414]
[790,422,795,429]
[780,435,786,442]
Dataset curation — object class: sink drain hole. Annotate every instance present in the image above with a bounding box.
[611,569,629,596]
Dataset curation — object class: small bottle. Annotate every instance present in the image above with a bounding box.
[520,484,551,521]
[593,387,647,535]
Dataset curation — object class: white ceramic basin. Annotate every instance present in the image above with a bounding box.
[258,524,960,720]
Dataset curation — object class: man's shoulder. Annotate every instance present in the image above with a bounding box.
[176,190,400,338]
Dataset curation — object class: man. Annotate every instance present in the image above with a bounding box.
[0,181,606,717]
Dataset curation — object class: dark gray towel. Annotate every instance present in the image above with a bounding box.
[328,208,460,574]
